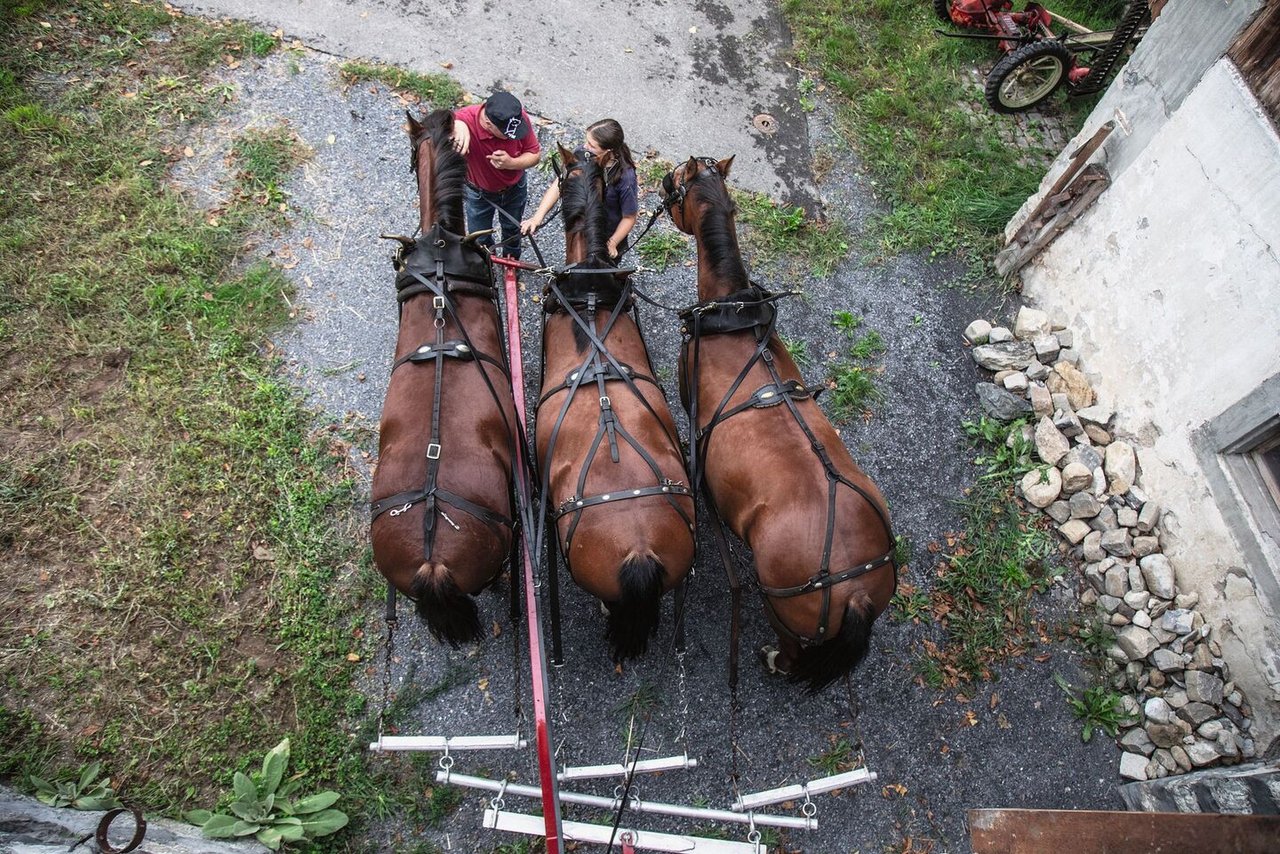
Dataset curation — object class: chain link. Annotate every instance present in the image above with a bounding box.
[375,615,398,745]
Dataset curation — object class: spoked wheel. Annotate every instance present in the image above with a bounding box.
[932,0,954,23]
[984,40,1073,113]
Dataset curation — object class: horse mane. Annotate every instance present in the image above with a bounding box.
[690,170,750,291]
[410,109,467,234]
[560,157,612,267]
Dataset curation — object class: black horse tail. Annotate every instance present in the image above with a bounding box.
[605,554,665,662]
[788,600,877,694]
[412,562,482,647]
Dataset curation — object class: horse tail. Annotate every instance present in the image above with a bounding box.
[605,554,665,662]
[411,562,483,647]
[788,600,877,694]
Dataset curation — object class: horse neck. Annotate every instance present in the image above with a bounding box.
[565,230,587,266]
[690,200,750,302]
[416,140,438,234]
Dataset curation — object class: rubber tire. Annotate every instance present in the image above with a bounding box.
[933,0,954,23]
[984,40,1073,114]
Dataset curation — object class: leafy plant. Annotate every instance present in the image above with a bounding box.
[829,364,883,421]
[29,762,122,810]
[850,330,885,360]
[832,310,862,333]
[963,416,1035,481]
[782,336,811,366]
[1054,675,1128,743]
[733,188,849,275]
[187,739,348,851]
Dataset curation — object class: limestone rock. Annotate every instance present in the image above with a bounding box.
[1061,462,1093,493]
[972,341,1035,371]
[1161,609,1195,635]
[1083,423,1112,445]
[1185,739,1220,767]
[1056,329,1074,348]
[1146,723,1183,749]
[1140,554,1177,600]
[1132,536,1160,557]
[1076,403,1114,426]
[1027,361,1050,381]
[976,382,1033,421]
[1033,334,1061,363]
[1020,466,1062,508]
[1119,751,1149,780]
[1003,372,1029,394]
[1030,384,1053,416]
[1145,697,1174,724]
[1053,408,1084,438]
[1178,702,1218,726]
[1105,441,1138,495]
[1063,444,1103,472]
[1034,416,1070,466]
[989,325,1013,343]
[1123,590,1150,611]
[1149,648,1183,673]
[1014,306,1050,340]
[1115,626,1159,660]
[1070,491,1101,519]
[1082,530,1105,562]
[1117,506,1139,528]
[1120,727,1155,755]
[963,319,992,345]
[1046,499,1072,523]
[1137,501,1162,533]
[1059,519,1091,544]
[1100,529,1132,557]
[1185,671,1225,706]
[1048,362,1094,409]
[1104,564,1129,597]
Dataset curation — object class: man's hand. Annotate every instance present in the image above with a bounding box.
[520,214,544,236]
[487,150,515,170]
[451,119,471,156]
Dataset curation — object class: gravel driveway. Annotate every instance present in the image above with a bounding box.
[169,32,1120,854]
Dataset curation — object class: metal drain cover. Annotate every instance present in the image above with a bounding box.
[752,113,778,134]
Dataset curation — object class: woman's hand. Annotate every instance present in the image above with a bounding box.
[606,236,621,258]
[520,213,544,236]
[451,119,471,156]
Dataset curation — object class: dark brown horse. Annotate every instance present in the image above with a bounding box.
[534,145,695,661]
[664,156,897,692]
[370,109,519,645]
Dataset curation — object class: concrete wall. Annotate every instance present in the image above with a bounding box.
[1013,0,1280,745]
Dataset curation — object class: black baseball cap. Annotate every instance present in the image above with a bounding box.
[483,91,530,140]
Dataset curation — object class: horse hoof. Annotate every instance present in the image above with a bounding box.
[759,645,790,677]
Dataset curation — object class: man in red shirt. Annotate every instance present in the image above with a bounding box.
[452,91,542,259]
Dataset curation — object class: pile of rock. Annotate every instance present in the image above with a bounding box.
[964,307,1257,782]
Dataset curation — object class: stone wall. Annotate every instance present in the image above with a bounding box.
[1006,0,1280,745]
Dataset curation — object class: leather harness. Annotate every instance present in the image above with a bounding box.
[370,224,515,563]
[536,260,693,555]
[680,279,898,648]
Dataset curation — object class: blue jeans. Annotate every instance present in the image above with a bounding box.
[464,175,527,260]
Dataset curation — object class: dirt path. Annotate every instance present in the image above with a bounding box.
[169,32,1121,854]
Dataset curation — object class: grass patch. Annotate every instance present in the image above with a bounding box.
[913,418,1057,685]
[339,60,462,108]
[825,312,885,422]
[780,0,1114,256]
[230,124,311,208]
[1054,674,1130,742]
[733,188,849,276]
[0,1,377,844]
[634,228,690,271]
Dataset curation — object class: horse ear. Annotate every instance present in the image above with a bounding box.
[406,110,422,138]
[559,143,577,166]
[685,156,699,174]
[716,155,734,178]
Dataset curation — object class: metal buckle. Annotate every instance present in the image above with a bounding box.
[433,295,446,310]
[427,443,441,460]
[599,395,611,409]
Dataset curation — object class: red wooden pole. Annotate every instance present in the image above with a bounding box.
[492,255,562,853]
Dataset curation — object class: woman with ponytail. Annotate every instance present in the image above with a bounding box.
[521,118,639,260]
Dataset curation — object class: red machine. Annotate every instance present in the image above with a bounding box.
[933,0,1150,113]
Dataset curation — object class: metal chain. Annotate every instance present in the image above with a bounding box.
[376,614,398,744]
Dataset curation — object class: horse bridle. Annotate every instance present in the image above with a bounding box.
[673,167,898,648]
[536,164,694,558]
[660,157,721,218]
[370,223,516,562]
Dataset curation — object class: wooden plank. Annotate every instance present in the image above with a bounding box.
[969,808,1280,853]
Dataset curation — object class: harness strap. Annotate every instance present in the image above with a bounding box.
[371,486,515,531]
[696,379,822,440]
[553,480,692,519]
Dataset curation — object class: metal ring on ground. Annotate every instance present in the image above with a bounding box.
[95,806,147,854]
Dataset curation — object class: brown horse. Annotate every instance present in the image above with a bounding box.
[534,145,695,661]
[664,156,897,692]
[370,109,519,645]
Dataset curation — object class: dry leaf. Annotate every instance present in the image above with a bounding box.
[252,543,276,561]
[346,652,361,662]
[963,710,978,727]
[440,61,453,69]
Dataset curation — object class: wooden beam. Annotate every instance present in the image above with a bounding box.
[969,808,1280,853]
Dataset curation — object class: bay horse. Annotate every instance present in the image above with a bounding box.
[534,144,695,661]
[663,156,897,692]
[370,109,519,645]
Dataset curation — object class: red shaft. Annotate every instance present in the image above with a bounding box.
[493,255,562,853]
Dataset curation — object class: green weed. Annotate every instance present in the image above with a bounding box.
[808,738,856,776]
[635,229,690,270]
[829,364,883,421]
[230,125,310,208]
[733,188,849,275]
[1054,675,1128,743]
[339,60,462,108]
[782,336,810,366]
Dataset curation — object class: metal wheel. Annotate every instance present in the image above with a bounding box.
[984,40,1073,113]
[932,0,954,23]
